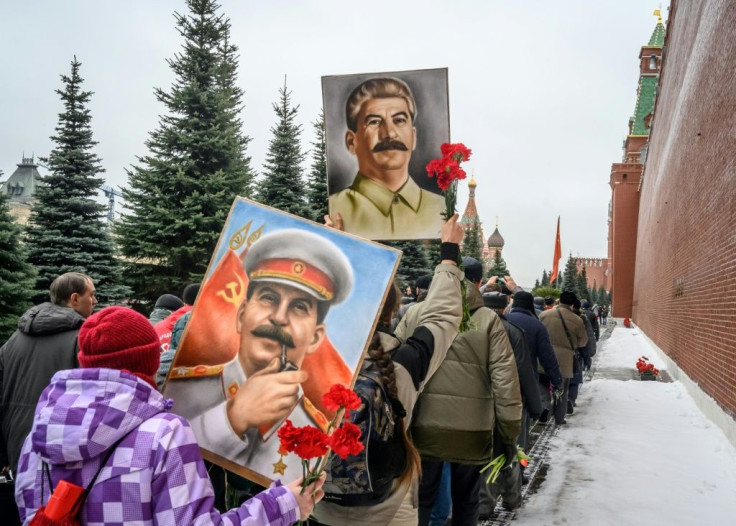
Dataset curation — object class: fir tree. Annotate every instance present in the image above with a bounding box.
[305,110,328,222]
[541,269,550,287]
[597,285,608,306]
[487,249,510,279]
[386,241,431,286]
[534,278,540,290]
[256,78,308,217]
[577,266,589,300]
[25,57,128,305]
[117,0,254,303]
[531,286,560,300]
[462,219,483,261]
[0,183,37,341]
[561,255,579,293]
[424,239,442,266]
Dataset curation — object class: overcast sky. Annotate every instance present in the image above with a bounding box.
[0,0,664,287]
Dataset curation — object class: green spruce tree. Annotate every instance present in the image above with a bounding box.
[117,0,254,303]
[541,269,550,287]
[424,239,442,266]
[386,241,431,286]
[256,78,308,217]
[462,219,483,261]
[487,249,510,279]
[534,278,540,289]
[577,265,589,300]
[597,285,608,306]
[0,183,37,341]
[25,57,128,305]
[305,110,328,222]
[561,255,579,293]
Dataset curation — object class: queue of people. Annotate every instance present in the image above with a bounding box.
[0,215,605,525]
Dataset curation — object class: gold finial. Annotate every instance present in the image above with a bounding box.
[469,173,477,188]
[653,7,662,24]
[495,215,499,228]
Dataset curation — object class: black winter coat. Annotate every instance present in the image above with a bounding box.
[0,303,83,471]
[500,317,543,419]
[506,307,563,388]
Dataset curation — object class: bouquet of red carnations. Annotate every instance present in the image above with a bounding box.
[277,384,364,504]
[636,356,659,378]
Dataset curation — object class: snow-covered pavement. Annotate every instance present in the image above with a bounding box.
[513,324,736,525]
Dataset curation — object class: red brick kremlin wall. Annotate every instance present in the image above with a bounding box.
[633,0,736,416]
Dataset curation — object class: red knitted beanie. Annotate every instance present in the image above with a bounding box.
[78,306,161,389]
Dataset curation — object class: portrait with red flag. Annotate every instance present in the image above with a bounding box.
[162,198,400,485]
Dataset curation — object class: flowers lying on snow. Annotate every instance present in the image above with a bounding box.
[636,356,659,376]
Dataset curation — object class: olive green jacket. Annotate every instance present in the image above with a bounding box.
[395,284,522,464]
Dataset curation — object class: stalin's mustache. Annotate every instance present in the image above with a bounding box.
[372,138,409,153]
[251,325,295,349]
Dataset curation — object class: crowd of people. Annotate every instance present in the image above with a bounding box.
[0,215,608,526]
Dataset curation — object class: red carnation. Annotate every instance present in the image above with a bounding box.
[278,420,330,460]
[322,384,362,416]
[440,143,472,162]
[293,426,330,459]
[329,422,364,459]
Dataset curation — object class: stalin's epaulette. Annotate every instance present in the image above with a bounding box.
[169,364,225,379]
[302,396,330,432]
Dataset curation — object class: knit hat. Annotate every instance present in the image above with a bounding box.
[483,291,509,310]
[182,283,201,306]
[415,275,433,291]
[78,306,161,389]
[581,300,591,309]
[559,291,578,306]
[513,291,536,312]
[462,257,483,283]
[533,296,545,307]
[544,296,555,306]
[154,293,185,311]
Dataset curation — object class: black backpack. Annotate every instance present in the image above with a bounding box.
[322,361,407,506]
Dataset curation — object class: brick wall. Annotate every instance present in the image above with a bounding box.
[575,257,610,291]
[609,163,642,317]
[633,0,736,417]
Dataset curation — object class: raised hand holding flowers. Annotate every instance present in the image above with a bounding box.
[426,142,475,331]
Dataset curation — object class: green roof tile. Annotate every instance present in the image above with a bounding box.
[632,76,658,135]
[648,22,665,46]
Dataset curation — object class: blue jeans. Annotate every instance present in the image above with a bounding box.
[428,462,451,526]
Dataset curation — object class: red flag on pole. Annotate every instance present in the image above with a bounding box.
[550,216,562,283]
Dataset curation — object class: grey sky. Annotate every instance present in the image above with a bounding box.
[0,0,663,287]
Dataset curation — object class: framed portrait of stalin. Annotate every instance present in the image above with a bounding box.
[162,198,400,485]
[322,67,450,241]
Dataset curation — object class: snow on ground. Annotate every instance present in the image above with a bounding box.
[513,325,736,525]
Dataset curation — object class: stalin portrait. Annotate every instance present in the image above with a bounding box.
[165,228,354,482]
[326,73,448,241]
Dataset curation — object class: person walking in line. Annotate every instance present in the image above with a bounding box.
[15,306,324,525]
[539,291,588,425]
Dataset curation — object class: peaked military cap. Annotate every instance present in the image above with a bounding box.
[244,229,354,305]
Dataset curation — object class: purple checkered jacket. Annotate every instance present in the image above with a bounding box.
[15,368,299,525]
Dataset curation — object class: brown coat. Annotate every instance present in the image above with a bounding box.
[539,305,588,378]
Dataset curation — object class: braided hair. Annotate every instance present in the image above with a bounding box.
[369,282,421,489]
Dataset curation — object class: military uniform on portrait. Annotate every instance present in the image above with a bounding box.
[166,357,329,481]
[329,173,444,239]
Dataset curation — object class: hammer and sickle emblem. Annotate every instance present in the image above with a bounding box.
[216,273,246,306]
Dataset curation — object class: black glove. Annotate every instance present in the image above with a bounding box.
[502,443,517,469]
